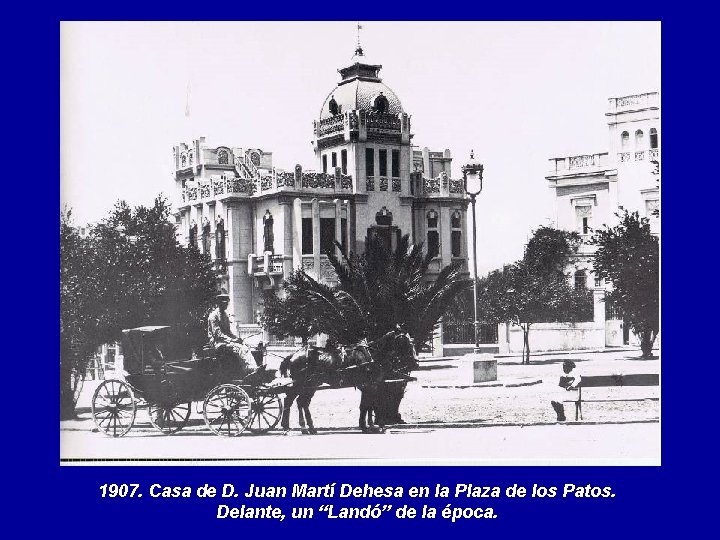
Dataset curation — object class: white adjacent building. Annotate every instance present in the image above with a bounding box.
[543,91,660,349]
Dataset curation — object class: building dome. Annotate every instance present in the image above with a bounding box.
[319,51,403,121]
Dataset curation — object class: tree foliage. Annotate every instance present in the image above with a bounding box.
[591,211,659,358]
[60,197,217,418]
[476,226,592,364]
[263,235,468,352]
[262,235,469,422]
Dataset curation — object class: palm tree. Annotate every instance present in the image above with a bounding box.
[262,234,468,422]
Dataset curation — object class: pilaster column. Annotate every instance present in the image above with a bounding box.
[293,197,302,270]
[334,199,342,259]
[312,198,321,279]
[344,200,352,256]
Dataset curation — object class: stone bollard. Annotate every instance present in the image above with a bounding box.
[466,353,498,383]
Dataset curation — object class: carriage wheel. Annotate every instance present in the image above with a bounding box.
[203,384,252,437]
[148,402,192,434]
[247,392,283,433]
[92,379,137,438]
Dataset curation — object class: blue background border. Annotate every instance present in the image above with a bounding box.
[10,2,703,536]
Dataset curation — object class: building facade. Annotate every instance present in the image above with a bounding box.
[542,91,660,349]
[172,48,470,335]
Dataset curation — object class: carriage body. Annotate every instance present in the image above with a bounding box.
[91,326,283,437]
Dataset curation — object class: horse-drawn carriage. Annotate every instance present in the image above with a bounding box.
[91,326,282,437]
[91,325,418,437]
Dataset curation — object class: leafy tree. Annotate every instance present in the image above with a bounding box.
[476,227,592,364]
[591,211,659,358]
[60,197,217,418]
[262,234,468,422]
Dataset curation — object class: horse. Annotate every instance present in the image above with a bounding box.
[278,341,373,434]
[357,330,418,433]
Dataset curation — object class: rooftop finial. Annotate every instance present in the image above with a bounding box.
[354,22,364,57]
[470,149,474,159]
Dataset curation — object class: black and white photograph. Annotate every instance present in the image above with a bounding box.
[60,21,660,464]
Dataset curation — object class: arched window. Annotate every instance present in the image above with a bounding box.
[215,217,226,259]
[181,153,187,168]
[263,210,274,253]
[451,210,462,258]
[635,129,644,147]
[328,96,339,116]
[574,269,587,290]
[650,128,658,149]
[427,210,439,258]
[373,93,389,114]
[189,221,198,249]
[202,219,211,254]
[218,150,229,165]
[621,131,629,149]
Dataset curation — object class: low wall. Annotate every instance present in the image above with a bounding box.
[442,344,499,356]
[499,322,604,353]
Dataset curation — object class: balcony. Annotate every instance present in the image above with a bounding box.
[548,153,612,177]
[607,92,659,113]
[249,253,285,288]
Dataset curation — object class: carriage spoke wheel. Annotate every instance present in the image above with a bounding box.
[148,402,191,435]
[247,392,283,433]
[92,379,136,438]
[203,384,252,437]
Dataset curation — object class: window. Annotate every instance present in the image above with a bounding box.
[331,152,337,169]
[427,210,439,258]
[189,222,198,248]
[202,220,211,254]
[379,149,387,176]
[575,205,592,234]
[218,150,229,165]
[635,129,644,147]
[328,96,339,116]
[373,94,389,113]
[320,218,336,255]
[365,148,375,176]
[451,210,462,257]
[341,150,348,174]
[263,211,274,253]
[322,155,328,174]
[215,218,226,259]
[645,199,659,219]
[621,131,629,149]
[574,270,587,290]
[391,150,400,177]
[302,218,313,254]
[650,128,658,149]
[341,217,347,255]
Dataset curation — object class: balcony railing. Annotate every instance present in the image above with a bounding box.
[607,92,658,112]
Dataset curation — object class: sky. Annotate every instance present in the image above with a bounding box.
[60,21,660,275]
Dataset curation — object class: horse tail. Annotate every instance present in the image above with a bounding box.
[279,354,292,377]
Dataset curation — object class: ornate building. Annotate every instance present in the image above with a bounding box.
[172,46,470,332]
[545,91,659,347]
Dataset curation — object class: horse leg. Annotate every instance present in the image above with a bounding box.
[299,392,316,434]
[359,388,371,433]
[282,392,296,433]
[297,397,309,434]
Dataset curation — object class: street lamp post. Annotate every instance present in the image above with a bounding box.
[462,151,484,353]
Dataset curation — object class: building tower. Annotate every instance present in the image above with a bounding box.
[312,45,414,254]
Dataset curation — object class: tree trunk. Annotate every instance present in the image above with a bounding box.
[60,369,79,420]
[523,325,531,365]
[640,330,656,359]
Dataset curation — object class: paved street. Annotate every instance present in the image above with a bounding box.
[61,422,659,464]
[61,349,659,464]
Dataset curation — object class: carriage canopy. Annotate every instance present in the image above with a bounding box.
[120,326,172,375]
